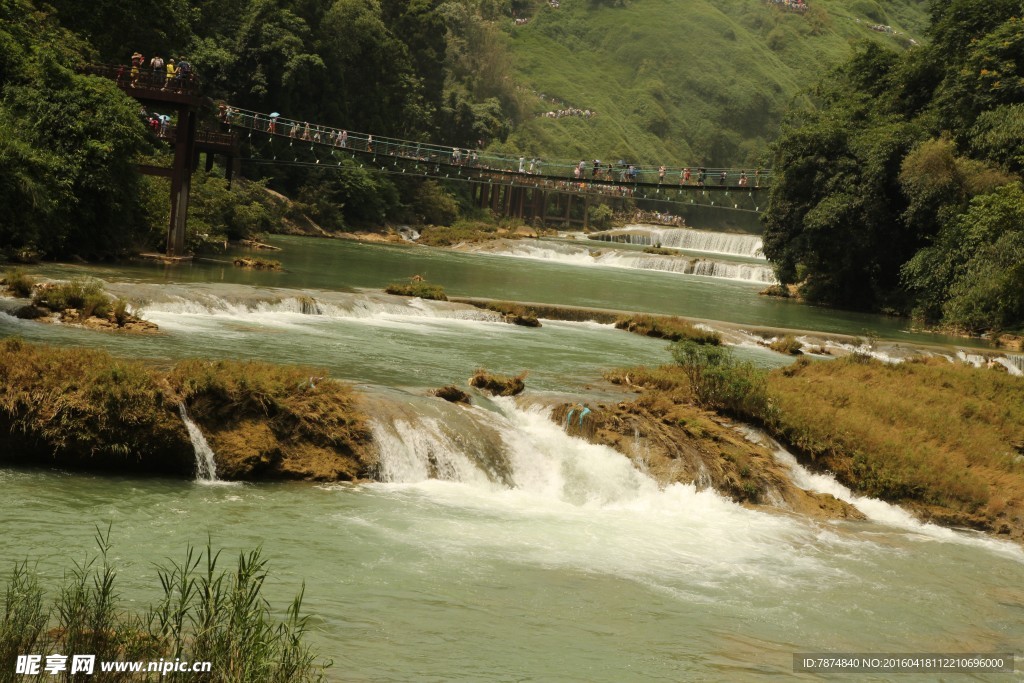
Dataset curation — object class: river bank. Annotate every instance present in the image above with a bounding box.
[2,337,1021,544]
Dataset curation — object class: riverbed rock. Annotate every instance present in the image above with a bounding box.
[433,385,472,404]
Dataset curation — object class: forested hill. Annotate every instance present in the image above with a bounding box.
[501,0,929,167]
[1,0,929,258]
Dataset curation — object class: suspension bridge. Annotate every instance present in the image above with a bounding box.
[89,64,770,256]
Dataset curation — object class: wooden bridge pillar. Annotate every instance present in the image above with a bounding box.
[167,108,197,257]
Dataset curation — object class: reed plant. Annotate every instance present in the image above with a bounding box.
[0,528,328,683]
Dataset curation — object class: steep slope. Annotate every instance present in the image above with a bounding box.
[500,0,929,166]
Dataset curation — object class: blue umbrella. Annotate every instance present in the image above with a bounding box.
[158,114,171,122]
[270,112,280,118]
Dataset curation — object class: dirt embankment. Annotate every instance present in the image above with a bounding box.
[550,394,863,522]
[0,341,373,481]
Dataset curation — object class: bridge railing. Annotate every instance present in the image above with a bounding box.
[222,106,772,188]
[84,63,202,97]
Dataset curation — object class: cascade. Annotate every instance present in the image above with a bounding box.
[475,241,777,283]
[372,398,672,507]
[590,227,765,258]
[178,403,219,482]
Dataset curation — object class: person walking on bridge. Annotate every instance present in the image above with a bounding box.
[162,58,176,91]
[149,55,164,87]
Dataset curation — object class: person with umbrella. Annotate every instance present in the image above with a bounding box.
[268,112,280,134]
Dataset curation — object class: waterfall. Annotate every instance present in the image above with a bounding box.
[178,404,219,482]
[371,399,667,507]
[467,241,778,283]
[590,227,765,258]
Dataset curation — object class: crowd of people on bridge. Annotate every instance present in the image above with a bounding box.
[119,51,195,92]
[217,105,767,197]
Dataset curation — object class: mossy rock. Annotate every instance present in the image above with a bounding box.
[469,369,526,396]
[233,257,282,270]
[384,281,448,301]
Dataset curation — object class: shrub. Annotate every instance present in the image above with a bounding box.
[2,269,36,298]
[32,279,111,318]
[671,341,771,418]
[384,281,448,300]
[589,203,614,230]
[769,334,803,355]
[233,257,282,270]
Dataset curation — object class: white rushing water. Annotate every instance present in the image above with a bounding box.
[178,403,219,482]
[589,226,765,258]
[466,241,777,284]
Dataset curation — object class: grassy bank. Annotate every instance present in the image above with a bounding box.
[0,340,372,481]
[608,348,1024,540]
[767,356,1024,534]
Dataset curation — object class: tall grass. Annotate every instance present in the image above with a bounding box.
[1,269,36,298]
[0,528,327,683]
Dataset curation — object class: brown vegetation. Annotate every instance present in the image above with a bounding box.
[605,352,1024,541]
[766,355,1024,538]
[170,360,373,481]
[233,257,282,270]
[433,385,472,404]
[469,368,527,396]
[0,339,191,474]
[0,340,373,482]
[615,314,722,345]
[384,281,448,300]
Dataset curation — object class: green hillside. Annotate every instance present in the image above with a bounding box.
[499,0,929,167]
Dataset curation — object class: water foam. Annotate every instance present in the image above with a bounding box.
[178,404,220,483]
[740,427,1024,561]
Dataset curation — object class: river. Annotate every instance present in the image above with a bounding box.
[1,229,1021,680]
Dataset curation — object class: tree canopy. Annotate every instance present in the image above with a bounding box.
[762,2,1024,332]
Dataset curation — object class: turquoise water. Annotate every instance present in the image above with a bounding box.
[1,232,1020,681]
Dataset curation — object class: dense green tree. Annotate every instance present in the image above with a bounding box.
[764,6,1024,332]
[45,0,196,62]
